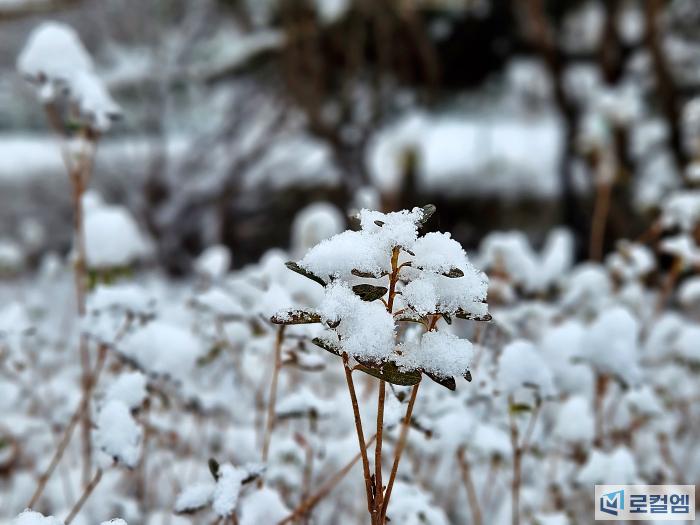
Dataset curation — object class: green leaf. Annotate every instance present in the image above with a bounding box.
[455,308,492,322]
[424,371,456,391]
[395,312,424,324]
[443,268,464,278]
[352,284,388,302]
[270,309,321,325]
[509,403,533,415]
[311,337,342,357]
[417,204,436,228]
[464,370,472,382]
[356,360,422,386]
[285,261,326,287]
[208,458,220,480]
[441,313,452,325]
[351,268,388,278]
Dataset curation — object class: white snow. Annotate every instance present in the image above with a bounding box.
[11,511,63,525]
[94,399,142,467]
[367,112,562,199]
[396,330,473,379]
[17,22,121,130]
[554,396,594,445]
[83,192,151,269]
[238,487,290,525]
[576,447,639,485]
[660,190,700,231]
[174,482,215,514]
[582,306,641,385]
[318,282,395,362]
[498,340,555,398]
[291,202,345,258]
[194,245,231,279]
[105,371,147,410]
[212,464,248,516]
[119,321,202,380]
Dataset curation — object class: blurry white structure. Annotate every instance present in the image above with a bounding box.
[194,245,231,280]
[290,202,345,257]
[82,191,151,269]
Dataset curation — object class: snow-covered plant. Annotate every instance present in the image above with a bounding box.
[271,205,490,524]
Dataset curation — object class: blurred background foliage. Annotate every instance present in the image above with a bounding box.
[1,0,699,273]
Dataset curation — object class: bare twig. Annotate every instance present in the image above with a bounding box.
[457,447,483,525]
[342,353,375,515]
[63,468,103,524]
[380,381,420,521]
[261,325,286,480]
[28,344,108,508]
[278,434,378,525]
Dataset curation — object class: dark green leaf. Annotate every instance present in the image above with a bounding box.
[208,458,220,480]
[417,204,436,228]
[285,261,326,287]
[311,337,342,357]
[374,220,385,227]
[443,268,464,278]
[270,309,321,325]
[352,284,388,302]
[424,371,456,391]
[395,312,424,324]
[464,370,472,382]
[352,268,388,278]
[441,313,452,325]
[356,360,422,386]
[455,308,492,322]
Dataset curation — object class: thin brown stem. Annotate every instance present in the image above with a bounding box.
[261,325,286,479]
[28,345,108,508]
[342,353,375,516]
[380,381,420,522]
[589,179,613,261]
[373,380,386,521]
[278,434,377,525]
[508,401,521,525]
[457,447,483,525]
[63,468,102,524]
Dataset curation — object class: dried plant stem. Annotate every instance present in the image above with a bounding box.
[261,325,286,477]
[278,434,377,525]
[342,354,375,515]
[28,344,108,508]
[457,447,483,525]
[508,405,521,525]
[46,105,98,487]
[594,374,608,447]
[63,467,102,524]
[373,380,386,523]
[380,381,420,522]
[589,179,613,261]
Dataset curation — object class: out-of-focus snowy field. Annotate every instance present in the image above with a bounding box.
[2,1,700,525]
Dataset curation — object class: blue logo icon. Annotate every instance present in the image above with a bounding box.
[600,489,625,516]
